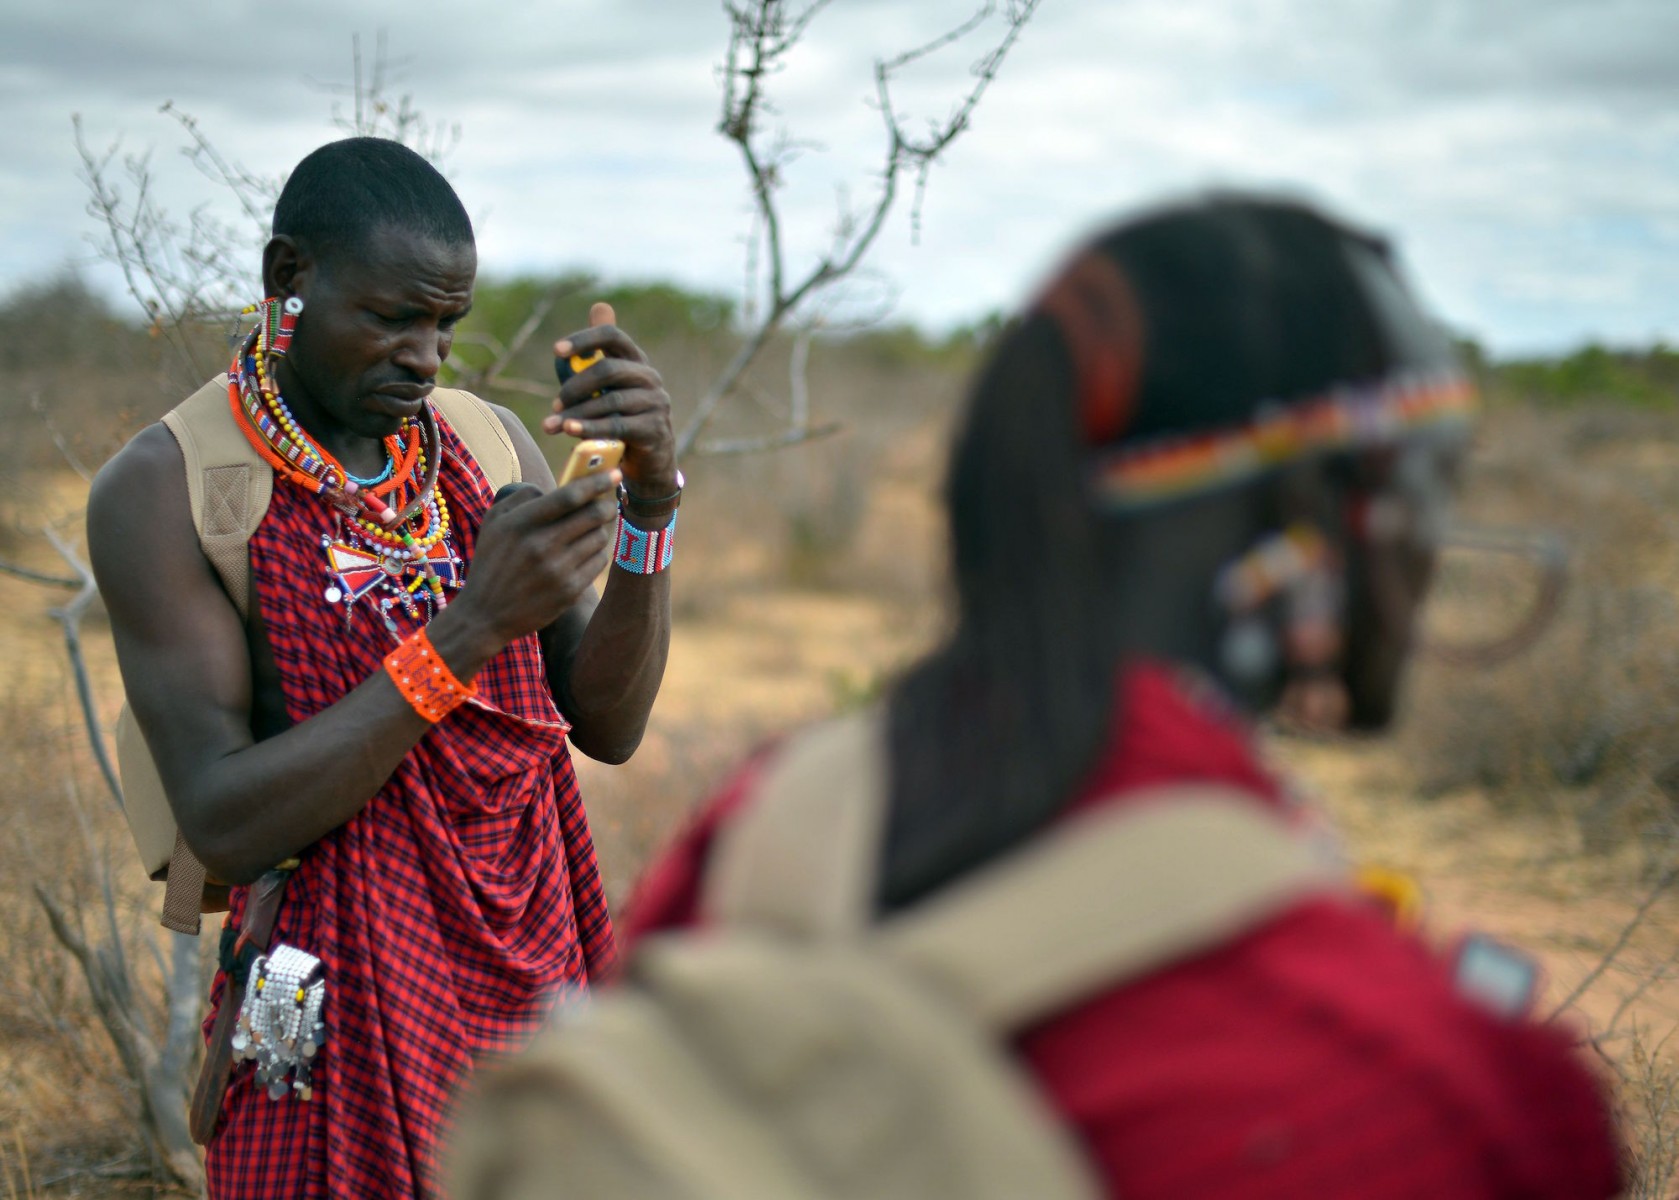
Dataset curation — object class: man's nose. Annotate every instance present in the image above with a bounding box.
[393,325,445,381]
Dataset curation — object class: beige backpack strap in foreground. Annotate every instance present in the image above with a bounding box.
[703,709,888,937]
[707,706,1344,1027]
[879,789,1342,1029]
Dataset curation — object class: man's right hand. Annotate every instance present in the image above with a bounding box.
[428,470,621,680]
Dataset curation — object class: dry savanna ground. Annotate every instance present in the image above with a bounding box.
[2,384,1678,1195]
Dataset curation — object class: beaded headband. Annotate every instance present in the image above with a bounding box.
[1087,369,1475,511]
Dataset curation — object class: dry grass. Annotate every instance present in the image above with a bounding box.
[0,506,174,1194]
[1402,404,1679,848]
[5,358,1679,1191]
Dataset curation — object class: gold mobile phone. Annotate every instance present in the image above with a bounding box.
[557,438,625,486]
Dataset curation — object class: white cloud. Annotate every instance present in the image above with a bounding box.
[0,0,1675,353]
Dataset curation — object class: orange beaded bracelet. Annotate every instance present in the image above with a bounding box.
[383,627,476,723]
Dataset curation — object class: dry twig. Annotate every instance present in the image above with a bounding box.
[679,0,1044,458]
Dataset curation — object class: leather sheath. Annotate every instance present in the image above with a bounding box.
[190,867,292,1146]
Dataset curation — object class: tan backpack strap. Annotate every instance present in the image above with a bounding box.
[880,790,1342,1030]
[140,376,272,931]
[161,831,210,936]
[159,375,271,621]
[703,708,888,937]
[708,708,1344,1031]
[431,388,522,493]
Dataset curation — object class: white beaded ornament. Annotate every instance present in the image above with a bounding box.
[231,942,327,1102]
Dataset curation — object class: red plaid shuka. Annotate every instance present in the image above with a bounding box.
[204,408,616,1199]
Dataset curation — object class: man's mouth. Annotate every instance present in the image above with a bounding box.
[368,385,434,416]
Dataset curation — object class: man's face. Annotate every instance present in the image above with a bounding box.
[278,222,476,442]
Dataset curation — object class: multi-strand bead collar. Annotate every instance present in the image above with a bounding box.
[226,296,455,617]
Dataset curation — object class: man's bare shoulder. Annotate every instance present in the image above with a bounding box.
[87,422,206,609]
[89,423,187,534]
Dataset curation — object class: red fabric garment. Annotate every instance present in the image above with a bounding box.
[204,410,615,1200]
[621,664,1622,1199]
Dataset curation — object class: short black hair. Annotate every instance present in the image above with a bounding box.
[271,137,473,261]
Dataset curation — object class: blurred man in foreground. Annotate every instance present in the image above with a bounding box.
[459,195,1620,1198]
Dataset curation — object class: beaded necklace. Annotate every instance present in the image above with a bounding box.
[227,296,464,636]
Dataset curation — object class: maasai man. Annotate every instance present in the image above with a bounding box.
[88,137,679,1197]
[602,196,1623,1197]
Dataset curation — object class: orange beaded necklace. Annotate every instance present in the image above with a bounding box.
[228,296,464,635]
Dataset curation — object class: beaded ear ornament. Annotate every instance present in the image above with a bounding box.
[232,942,326,1102]
[227,296,464,635]
[1213,523,1336,687]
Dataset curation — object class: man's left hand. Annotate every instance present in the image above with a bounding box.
[543,302,678,499]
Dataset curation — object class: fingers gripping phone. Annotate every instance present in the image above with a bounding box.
[553,347,623,485]
[557,439,625,486]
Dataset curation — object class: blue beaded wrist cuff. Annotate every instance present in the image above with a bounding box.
[613,511,676,575]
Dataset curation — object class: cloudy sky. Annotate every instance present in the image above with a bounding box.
[2,0,1675,355]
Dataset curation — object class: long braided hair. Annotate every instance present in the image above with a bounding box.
[879,194,1438,911]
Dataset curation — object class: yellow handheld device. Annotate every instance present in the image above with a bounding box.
[557,438,625,487]
[556,348,606,397]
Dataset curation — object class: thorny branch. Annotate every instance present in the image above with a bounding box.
[73,115,221,389]
[34,878,201,1191]
[680,0,1043,458]
[328,31,463,162]
[32,391,94,481]
[163,101,276,234]
[1549,859,1679,1023]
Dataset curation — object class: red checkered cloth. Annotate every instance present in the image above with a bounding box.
[623,665,1623,1200]
[203,408,616,1199]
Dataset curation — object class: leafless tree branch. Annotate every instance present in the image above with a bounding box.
[681,0,1043,459]
[695,421,844,457]
[31,391,94,482]
[29,521,205,1188]
[448,281,587,398]
[162,101,275,235]
[0,559,80,589]
[34,879,201,1191]
[45,527,123,810]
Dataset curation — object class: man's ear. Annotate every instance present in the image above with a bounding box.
[261,235,312,303]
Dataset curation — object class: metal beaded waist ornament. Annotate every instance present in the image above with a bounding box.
[232,943,327,1102]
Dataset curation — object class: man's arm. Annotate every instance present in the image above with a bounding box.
[89,422,619,885]
[492,396,671,766]
[486,303,678,765]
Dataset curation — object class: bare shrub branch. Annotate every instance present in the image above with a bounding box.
[680,0,1043,458]
[0,559,79,589]
[19,516,207,1189]
[33,879,201,1191]
[44,527,122,809]
[1548,859,1679,1022]
[696,421,844,457]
